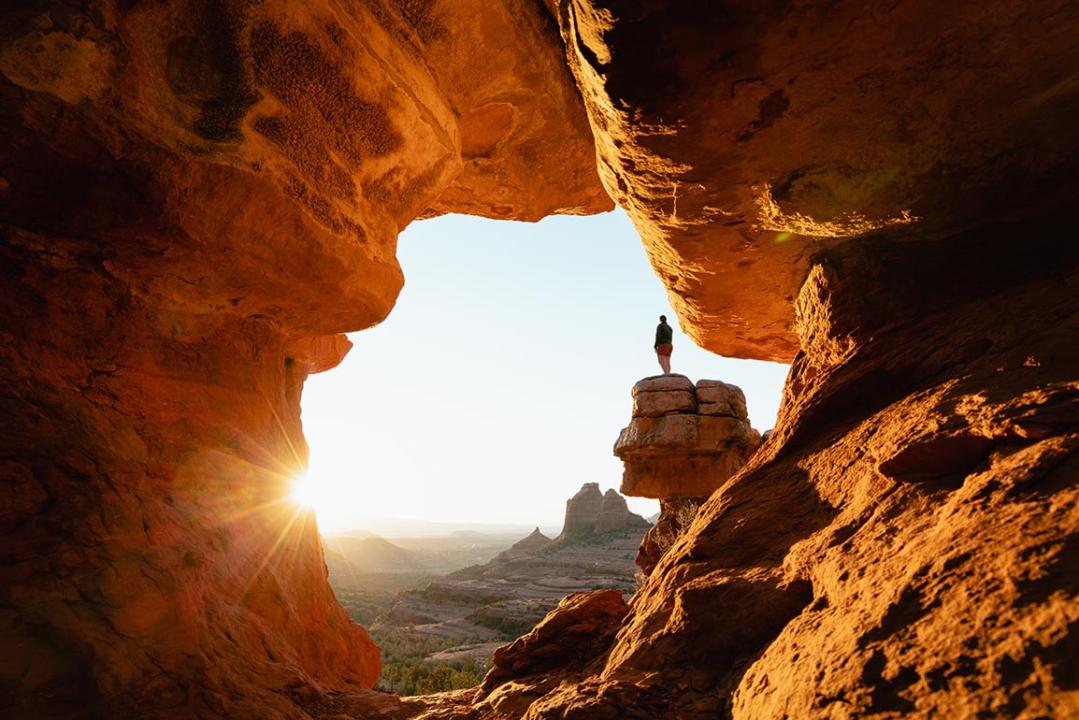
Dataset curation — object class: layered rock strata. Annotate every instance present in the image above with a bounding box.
[615,375,760,576]
[615,375,760,499]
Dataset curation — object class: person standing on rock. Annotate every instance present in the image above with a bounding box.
[654,315,674,374]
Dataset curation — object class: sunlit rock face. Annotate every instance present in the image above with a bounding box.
[0,0,607,716]
[556,0,1079,361]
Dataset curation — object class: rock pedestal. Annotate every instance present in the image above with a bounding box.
[615,375,760,499]
[615,375,760,573]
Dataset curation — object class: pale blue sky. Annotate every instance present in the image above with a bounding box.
[300,209,788,532]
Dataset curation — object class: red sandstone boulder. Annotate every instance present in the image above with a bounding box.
[615,379,760,500]
[695,380,748,418]
[480,590,628,694]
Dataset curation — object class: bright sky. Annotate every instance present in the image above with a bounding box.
[299,209,789,533]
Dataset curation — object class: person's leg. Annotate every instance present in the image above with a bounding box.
[656,351,665,373]
[660,354,671,374]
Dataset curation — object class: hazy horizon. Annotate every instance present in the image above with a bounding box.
[300,209,788,533]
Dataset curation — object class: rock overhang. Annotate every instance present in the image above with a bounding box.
[556,0,1079,361]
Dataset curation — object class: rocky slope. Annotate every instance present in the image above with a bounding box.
[2,0,1078,717]
[376,484,647,647]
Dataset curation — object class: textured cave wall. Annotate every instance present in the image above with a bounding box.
[2,0,1078,718]
[0,0,607,716]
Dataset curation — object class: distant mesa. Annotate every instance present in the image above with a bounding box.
[557,482,649,542]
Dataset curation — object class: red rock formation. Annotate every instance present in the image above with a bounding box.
[557,483,648,540]
[615,375,760,499]
[431,235,1078,720]
[481,590,628,693]
[632,496,699,577]
[596,488,645,534]
[615,375,759,575]
[557,0,1079,361]
[3,0,1079,717]
[0,0,607,716]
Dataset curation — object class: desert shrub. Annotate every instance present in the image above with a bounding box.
[651,501,701,556]
[377,657,487,695]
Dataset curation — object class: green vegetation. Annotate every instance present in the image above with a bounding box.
[370,625,490,695]
[467,612,534,638]
[333,572,436,625]
[377,656,486,695]
[536,526,638,554]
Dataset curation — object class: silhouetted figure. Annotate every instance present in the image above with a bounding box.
[654,315,673,374]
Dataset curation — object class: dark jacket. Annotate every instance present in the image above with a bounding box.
[654,321,673,348]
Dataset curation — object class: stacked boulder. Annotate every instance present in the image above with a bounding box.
[614,374,760,574]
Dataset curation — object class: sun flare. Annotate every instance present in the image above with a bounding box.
[290,472,322,510]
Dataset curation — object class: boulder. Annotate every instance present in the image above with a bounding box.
[615,386,760,500]
[632,389,697,417]
[481,590,628,694]
[695,380,749,418]
[631,374,694,395]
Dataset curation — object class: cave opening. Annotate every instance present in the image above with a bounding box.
[299,209,789,532]
[4,0,1075,714]
[295,208,789,693]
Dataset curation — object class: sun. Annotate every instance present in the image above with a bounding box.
[286,467,353,532]
[290,471,322,510]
